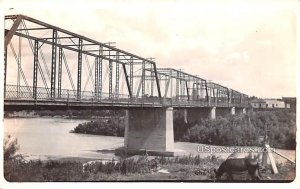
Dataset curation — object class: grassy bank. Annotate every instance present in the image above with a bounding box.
[4,154,295,181]
[4,135,295,181]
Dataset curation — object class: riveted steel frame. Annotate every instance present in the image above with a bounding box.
[4,14,249,108]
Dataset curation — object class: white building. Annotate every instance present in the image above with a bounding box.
[251,98,286,109]
[264,99,285,108]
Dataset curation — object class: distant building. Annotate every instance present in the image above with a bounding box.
[251,99,266,108]
[264,99,285,108]
[251,98,291,109]
[282,97,296,112]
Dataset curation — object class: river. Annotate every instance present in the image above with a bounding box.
[4,118,124,161]
[4,118,296,163]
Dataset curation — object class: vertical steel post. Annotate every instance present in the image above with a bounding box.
[150,64,154,96]
[94,57,99,100]
[58,47,62,98]
[130,56,133,95]
[142,60,145,97]
[212,85,216,105]
[99,57,102,100]
[98,45,103,100]
[77,38,82,100]
[17,33,21,97]
[176,72,179,100]
[109,57,113,99]
[115,52,119,97]
[50,30,57,99]
[180,73,185,97]
[186,81,190,101]
[4,46,7,98]
[205,80,209,106]
[227,88,230,105]
[33,40,39,100]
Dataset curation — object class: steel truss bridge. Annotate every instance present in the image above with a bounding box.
[4,15,250,109]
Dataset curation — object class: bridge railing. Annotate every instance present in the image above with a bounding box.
[4,85,249,107]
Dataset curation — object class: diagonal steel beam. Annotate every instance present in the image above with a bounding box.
[4,15,23,47]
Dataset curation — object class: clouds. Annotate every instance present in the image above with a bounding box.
[4,0,297,98]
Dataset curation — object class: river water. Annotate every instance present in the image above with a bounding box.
[4,118,124,161]
[4,118,296,163]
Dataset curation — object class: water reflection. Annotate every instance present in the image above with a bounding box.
[4,118,124,160]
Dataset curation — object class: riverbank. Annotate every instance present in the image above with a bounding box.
[4,153,295,182]
[4,110,125,119]
[4,131,295,182]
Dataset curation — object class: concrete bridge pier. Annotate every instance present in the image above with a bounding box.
[210,107,216,120]
[124,107,174,156]
[231,107,236,115]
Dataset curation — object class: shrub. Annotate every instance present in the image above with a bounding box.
[4,135,20,161]
[182,110,296,149]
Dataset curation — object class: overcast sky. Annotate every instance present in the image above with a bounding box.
[2,0,298,98]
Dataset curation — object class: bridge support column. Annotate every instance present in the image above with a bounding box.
[183,109,188,124]
[210,107,216,120]
[124,107,174,156]
[231,107,236,115]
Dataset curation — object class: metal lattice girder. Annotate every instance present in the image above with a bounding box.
[109,59,113,99]
[176,72,179,98]
[115,51,119,96]
[94,57,99,99]
[142,60,145,96]
[4,47,7,97]
[58,47,62,98]
[77,38,83,100]
[99,57,102,100]
[4,14,250,107]
[130,56,133,93]
[50,30,57,98]
[150,64,154,96]
[5,15,157,68]
[33,40,38,99]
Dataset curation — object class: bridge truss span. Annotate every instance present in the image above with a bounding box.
[4,14,250,109]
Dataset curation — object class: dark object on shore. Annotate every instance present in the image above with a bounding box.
[214,158,262,180]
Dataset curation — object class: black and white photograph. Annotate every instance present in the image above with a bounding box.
[0,0,298,186]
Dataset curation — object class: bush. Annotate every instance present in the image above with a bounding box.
[73,117,125,137]
[182,110,296,149]
[72,109,296,149]
[4,135,20,161]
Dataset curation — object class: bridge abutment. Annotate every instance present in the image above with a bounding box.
[124,107,174,156]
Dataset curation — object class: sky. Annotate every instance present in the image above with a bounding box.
[1,0,298,98]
